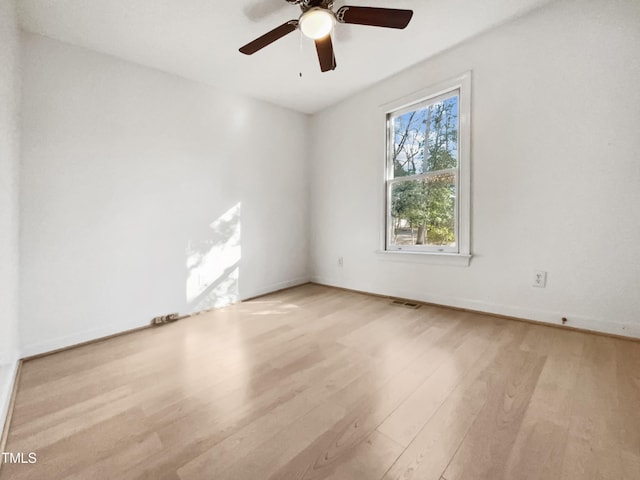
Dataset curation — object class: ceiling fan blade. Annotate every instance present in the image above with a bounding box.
[239,20,298,55]
[315,35,337,72]
[336,6,413,29]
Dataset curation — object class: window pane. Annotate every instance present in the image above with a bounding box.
[391,94,459,177]
[389,173,457,248]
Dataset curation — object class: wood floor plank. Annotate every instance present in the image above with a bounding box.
[65,433,165,480]
[205,401,348,480]
[500,328,585,480]
[615,339,640,461]
[129,348,364,479]
[441,343,547,480]
[559,335,627,479]
[178,319,460,480]
[1,407,151,480]
[381,322,529,480]
[315,430,404,480]
[377,321,499,447]
[264,367,429,479]
[9,386,142,452]
[1,284,638,480]
[621,450,640,480]
[175,349,373,479]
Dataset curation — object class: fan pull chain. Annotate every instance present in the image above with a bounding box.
[298,30,304,78]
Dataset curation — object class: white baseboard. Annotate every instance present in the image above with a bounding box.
[310,276,640,340]
[20,320,148,359]
[241,276,311,301]
[0,359,20,442]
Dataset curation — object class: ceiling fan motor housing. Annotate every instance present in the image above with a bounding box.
[287,0,335,12]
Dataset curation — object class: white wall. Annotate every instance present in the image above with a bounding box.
[310,0,640,338]
[0,0,21,429]
[20,33,310,356]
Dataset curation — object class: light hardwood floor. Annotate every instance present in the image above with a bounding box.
[2,284,639,479]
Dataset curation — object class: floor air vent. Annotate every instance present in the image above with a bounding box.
[391,299,421,309]
[151,313,180,325]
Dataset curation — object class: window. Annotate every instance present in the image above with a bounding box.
[384,73,470,259]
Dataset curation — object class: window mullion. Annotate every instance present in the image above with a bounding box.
[387,168,458,185]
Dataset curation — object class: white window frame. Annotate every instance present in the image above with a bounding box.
[379,72,471,265]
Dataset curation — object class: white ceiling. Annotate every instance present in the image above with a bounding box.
[18,0,554,114]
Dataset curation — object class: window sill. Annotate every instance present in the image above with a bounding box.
[375,250,472,267]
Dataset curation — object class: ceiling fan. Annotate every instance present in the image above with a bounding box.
[239,0,413,72]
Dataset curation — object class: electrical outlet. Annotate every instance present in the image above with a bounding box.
[533,270,547,288]
[338,256,344,267]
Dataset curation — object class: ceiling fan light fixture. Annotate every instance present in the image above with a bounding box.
[299,8,335,40]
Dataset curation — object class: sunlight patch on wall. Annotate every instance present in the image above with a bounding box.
[186,203,241,311]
